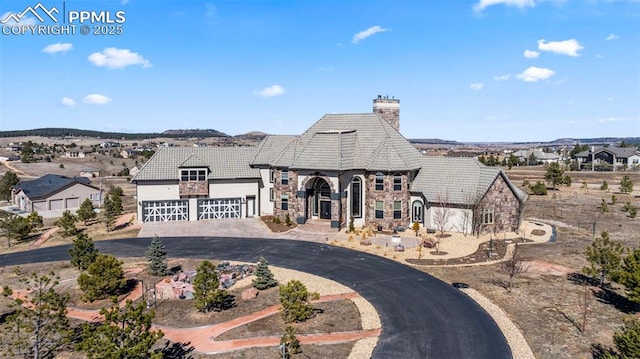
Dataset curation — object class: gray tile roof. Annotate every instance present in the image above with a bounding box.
[132,147,260,181]
[411,157,527,206]
[179,153,209,168]
[575,146,639,158]
[14,174,95,200]
[250,135,297,166]
[252,113,423,171]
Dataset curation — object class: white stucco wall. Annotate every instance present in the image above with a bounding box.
[258,168,273,215]
[425,206,473,234]
[340,171,366,227]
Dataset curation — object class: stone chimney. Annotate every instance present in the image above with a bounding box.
[373,95,400,131]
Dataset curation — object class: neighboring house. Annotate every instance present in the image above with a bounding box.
[132,96,527,234]
[513,150,560,164]
[11,174,101,213]
[80,167,101,178]
[121,148,134,158]
[575,146,640,171]
[64,149,93,158]
[100,141,121,148]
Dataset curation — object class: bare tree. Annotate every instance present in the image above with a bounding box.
[432,192,453,237]
[432,192,453,254]
[500,244,529,292]
[579,284,592,334]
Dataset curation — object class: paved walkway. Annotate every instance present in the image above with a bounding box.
[11,283,376,355]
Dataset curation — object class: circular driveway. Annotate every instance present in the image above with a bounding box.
[0,236,512,358]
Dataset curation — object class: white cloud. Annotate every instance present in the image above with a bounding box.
[470,82,484,90]
[352,26,389,44]
[83,94,112,105]
[605,33,619,41]
[608,97,614,102]
[473,0,535,12]
[537,39,584,57]
[523,49,540,58]
[88,48,151,69]
[60,97,76,107]
[597,117,618,123]
[1,11,37,25]
[42,42,72,54]
[493,74,511,81]
[595,54,604,59]
[254,85,285,98]
[516,66,555,82]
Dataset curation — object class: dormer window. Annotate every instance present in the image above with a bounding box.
[181,169,206,182]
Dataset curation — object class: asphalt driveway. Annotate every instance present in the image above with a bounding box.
[0,236,512,358]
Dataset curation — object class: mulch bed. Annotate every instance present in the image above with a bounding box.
[260,215,296,232]
[407,237,533,266]
[531,229,546,236]
[216,299,362,340]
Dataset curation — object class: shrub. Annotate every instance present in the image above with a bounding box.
[280,326,302,358]
[600,181,609,191]
[285,213,292,226]
[348,216,355,233]
[529,181,548,195]
[279,280,319,323]
[193,261,228,312]
[600,199,609,213]
[620,175,634,194]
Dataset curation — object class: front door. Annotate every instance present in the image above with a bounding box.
[246,196,255,217]
[320,200,331,219]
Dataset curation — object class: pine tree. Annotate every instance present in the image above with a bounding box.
[611,316,640,358]
[78,254,127,302]
[146,234,169,276]
[77,299,163,359]
[69,232,99,271]
[279,280,320,323]
[252,257,278,290]
[582,231,624,288]
[55,210,78,236]
[0,271,73,358]
[76,198,97,226]
[618,248,640,304]
[0,171,20,200]
[193,261,228,312]
[600,180,609,191]
[620,175,634,194]
[280,325,302,358]
[103,193,123,231]
[544,162,565,190]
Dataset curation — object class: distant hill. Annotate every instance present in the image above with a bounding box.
[162,129,228,137]
[0,128,229,140]
[234,131,269,141]
[409,138,460,145]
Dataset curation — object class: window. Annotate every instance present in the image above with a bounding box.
[351,177,362,218]
[375,172,384,191]
[281,194,288,210]
[394,201,402,219]
[412,200,423,223]
[393,173,402,191]
[482,208,494,224]
[375,201,384,219]
[180,169,206,182]
[270,169,275,183]
[281,170,289,185]
[270,188,274,202]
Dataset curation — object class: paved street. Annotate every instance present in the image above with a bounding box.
[0,236,512,358]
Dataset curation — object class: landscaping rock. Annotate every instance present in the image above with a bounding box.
[241,287,259,300]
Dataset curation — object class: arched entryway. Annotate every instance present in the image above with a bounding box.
[307,177,332,220]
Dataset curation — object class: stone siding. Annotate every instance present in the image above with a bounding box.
[477,175,522,233]
[273,169,299,222]
[364,172,410,230]
[178,181,208,197]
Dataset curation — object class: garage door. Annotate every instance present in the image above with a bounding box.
[142,200,188,222]
[33,201,46,212]
[49,199,64,210]
[65,197,79,209]
[198,198,241,220]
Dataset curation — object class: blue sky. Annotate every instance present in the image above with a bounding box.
[1,0,639,142]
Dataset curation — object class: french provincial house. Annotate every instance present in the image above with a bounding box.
[132,96,527,234]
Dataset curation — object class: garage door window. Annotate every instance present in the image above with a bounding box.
[198,198,241,219]
[143,201,188,222]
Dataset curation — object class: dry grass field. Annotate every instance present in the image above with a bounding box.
[2,144,640,359]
